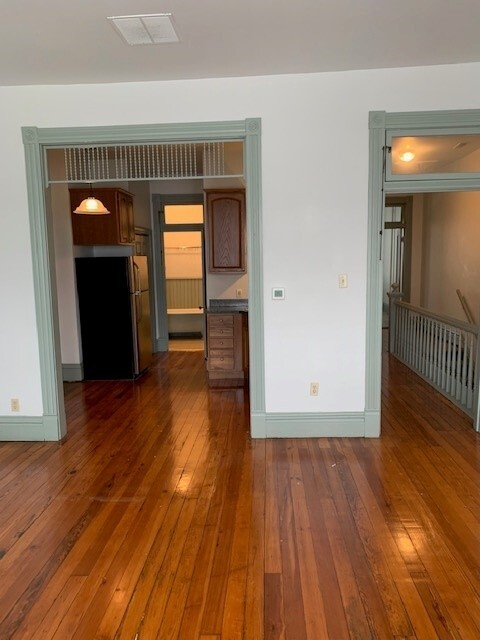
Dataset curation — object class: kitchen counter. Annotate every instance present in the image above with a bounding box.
[207,298,248,314]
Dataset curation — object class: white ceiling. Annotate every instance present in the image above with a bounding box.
[2,0,480,86]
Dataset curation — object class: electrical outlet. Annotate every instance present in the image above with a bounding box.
[310,382,319,396]
[10,398,20,412]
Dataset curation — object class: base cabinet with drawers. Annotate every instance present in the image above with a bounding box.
[206,312,248,384]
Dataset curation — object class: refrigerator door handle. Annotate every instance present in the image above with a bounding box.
[135,292,142,322]
[133,261,141,293]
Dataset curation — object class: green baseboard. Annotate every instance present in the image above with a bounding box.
[251,411,367,438]
[62,363,84,382]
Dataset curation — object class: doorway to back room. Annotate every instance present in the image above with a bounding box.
[162,204,206,352]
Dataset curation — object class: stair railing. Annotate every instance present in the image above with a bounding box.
[389,298,480,429]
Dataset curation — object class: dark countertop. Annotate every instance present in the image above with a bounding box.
[207,298,248,314]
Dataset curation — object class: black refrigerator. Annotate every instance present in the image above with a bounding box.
[75,256,152,379]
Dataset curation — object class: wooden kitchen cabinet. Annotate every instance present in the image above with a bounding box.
[205,189,246,272]
[70,187,135,245]
[206,312,248,384]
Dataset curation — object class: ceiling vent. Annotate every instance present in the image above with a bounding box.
[108,13,179,46]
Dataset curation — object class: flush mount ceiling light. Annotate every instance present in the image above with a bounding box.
[74,186,110,215]
[399,150,415,162]
[107,13,179,46]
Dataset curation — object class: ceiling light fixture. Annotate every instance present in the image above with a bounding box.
[74,186,110,215]
[399,150,415,162]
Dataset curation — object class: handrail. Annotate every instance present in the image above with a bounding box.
[395,300,479,335]
[456,289,476,324]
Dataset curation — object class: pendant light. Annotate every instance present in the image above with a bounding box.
[73,185,110,215]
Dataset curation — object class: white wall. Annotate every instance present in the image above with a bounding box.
[128,181,152,229]
[164,231,202,279]
[2,62,480,417]
[421,191,480,322]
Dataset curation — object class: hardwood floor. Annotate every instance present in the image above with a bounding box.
[1,350,480,638]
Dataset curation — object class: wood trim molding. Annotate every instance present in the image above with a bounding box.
[385,109,480,129]
[367,108,480,440]
[264,411,365,438]
[365,114,385,438]
[152,193,204,353]
[20,118,264,441]
[62,363,84,382]
[0,416,52,441]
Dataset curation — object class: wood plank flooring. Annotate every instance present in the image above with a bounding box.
[0,349,480,638]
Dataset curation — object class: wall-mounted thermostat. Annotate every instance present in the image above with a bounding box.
[272,287,285,300]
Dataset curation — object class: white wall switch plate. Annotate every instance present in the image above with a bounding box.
[338,274,348,288]
[272,287,285,300]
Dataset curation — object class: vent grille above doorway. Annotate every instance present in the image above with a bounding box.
[47,141,244,184]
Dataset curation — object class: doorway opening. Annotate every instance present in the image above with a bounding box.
[162,204,206,352]
[382,197,412,330]
[22,119,264,441]
[368,110,480,436]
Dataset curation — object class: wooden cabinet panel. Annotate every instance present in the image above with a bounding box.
[206,312,248,384]
[205,190,246,272]
[70,188,135,246]
[118,191,135,244]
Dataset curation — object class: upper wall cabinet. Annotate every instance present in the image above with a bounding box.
[205,189,246,272]
[69,187,135,246]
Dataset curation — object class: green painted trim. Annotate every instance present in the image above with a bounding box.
[364,410,381,438]
[22,118,264,441]
[385,178,480,193]
[154,337,169,352]
[369,111,386,130]
[367,108,480,440]
[62,363,84,382]
[250,412,266,438]
[385,110,480,129]
[245,118,265,417]
[0,416,47,441]
[22,129,66,440]
[365,112,385,437]
[264,412,365,438]
[32,121,249,145]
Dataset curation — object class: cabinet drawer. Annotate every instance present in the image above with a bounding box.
[209,356,234,370]
[209,348,233,358]
[209,327,234,338]
[209,337,234,349]
[208,314,234,327]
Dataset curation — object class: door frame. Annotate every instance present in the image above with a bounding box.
[22,119,264,440]
[152,193,205,352]
[367,109,480,436]
[159,211,206,350]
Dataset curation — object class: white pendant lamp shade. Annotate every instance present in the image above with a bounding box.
[74,196,110,215]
